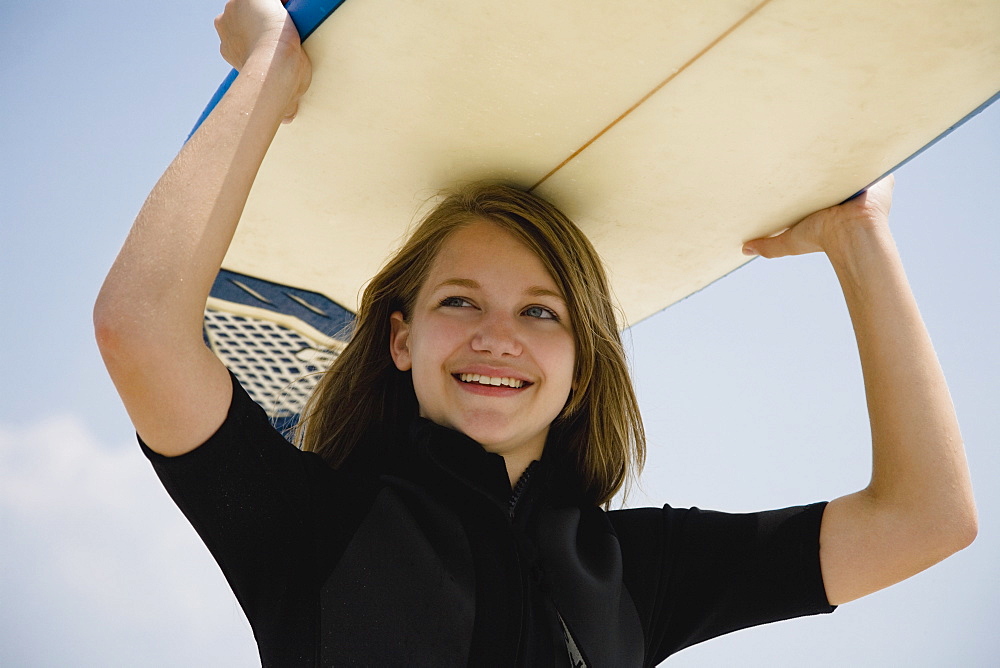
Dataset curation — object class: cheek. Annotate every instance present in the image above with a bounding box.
[540,332,577,389]
[407,317,465,377]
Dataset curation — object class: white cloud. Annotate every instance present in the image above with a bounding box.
[0,416,258,667]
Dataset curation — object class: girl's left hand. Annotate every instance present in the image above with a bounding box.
[742,175,895,258]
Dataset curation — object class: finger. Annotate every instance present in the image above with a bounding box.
[870,173,895,195]
[742,235,776,258]
[844,175,895,219]
[865,174,895,215]
[282,89,307,123]
[742,227,808,259]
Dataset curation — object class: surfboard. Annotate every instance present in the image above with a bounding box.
[200,0,1000,421]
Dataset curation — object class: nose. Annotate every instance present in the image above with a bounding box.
[471,312,522,357]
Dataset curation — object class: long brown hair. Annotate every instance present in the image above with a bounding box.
[296,183,644,506]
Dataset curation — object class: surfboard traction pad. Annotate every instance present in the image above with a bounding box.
[203,0,1000,422]
[205,270,351,428]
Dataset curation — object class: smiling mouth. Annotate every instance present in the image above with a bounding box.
[455,373,528,389]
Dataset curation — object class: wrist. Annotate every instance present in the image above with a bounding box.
[240,39,309,104]
[823,217,901,292]
[821,202,893,262]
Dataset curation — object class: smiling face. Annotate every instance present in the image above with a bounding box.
[389,219,576,470]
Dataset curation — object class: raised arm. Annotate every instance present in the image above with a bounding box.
[742,176,977,606]
[94,0,311,456]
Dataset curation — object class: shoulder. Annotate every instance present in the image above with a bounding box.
[607,502,831,603]
[608,502,828,546]
[139,371,346,511]
[608,503,834,662]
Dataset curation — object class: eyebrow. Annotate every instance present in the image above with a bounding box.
[432,278,566,303]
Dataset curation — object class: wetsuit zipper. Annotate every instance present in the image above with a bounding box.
[508,461,538,521]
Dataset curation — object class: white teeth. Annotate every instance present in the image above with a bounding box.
[458,373,525,388]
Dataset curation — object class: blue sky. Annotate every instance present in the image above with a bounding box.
[2,2,997,665]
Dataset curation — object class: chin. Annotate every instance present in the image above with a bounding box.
[460,421,546,459]
[421,405,550,459]
[457,424,514,449]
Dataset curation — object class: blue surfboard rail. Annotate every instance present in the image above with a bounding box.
[188,0,349,140]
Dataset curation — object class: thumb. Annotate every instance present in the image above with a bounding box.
[281,51,312,123]
[742,228,795,258]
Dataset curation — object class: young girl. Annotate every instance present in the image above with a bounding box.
[94,1,977,665]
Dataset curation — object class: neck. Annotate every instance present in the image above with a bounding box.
[503,451,538,488]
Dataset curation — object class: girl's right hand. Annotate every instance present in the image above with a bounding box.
[215,0,312,121]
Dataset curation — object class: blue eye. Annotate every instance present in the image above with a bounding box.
[523,305,559,320]
[439,296,472,308]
